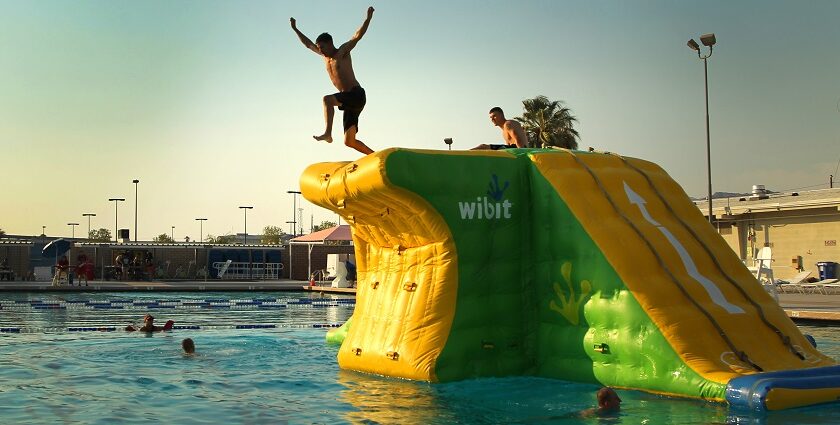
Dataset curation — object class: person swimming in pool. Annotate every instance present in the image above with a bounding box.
[182,338,195,354]
[125,314,174,332]
[580,387,622,417]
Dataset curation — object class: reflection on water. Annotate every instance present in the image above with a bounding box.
[337,371,737,425]
[339,370,443,424]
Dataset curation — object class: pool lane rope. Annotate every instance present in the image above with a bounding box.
[0,298,355,311]
[0,323,346,334]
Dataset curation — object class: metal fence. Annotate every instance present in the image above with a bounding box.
[212,261,284,280]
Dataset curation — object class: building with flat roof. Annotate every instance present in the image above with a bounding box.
[695,187,840,280]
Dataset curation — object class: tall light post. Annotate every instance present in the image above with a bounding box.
[171,226,175,241]
[298,208,304,235]
[239,206,253,245]
[109,198,125,242]
[132,179,140,241]
[287,190,301,236]
[687,33,717,223]
[82,213,96,239]
[195,218,207,243]
[42,225,46,236]
[67,223,79,239]
[286,221,295,236]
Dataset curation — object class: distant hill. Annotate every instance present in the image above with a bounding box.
[690,190,775,201]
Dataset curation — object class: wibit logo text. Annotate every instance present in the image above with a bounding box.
[458,174,513,220]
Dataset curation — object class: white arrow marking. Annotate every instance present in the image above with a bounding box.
[624,182,744,314]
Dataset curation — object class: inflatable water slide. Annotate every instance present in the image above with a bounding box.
[300,148,840,411]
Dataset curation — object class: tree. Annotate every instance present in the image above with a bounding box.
[153,233,175,243]
[88,228,112,242]
[313,221,337,232]
[515,95,580,149]
[0,227,5,238]
[206,234,236,244]
[261,225,285,245]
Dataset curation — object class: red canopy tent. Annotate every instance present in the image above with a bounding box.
[289,225,352,280]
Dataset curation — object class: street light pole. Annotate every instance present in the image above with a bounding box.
[82,213,96,240]
[171,226,175,242]
[195,218,207,243]
[687,33,717,224]
[67,223,79,239]
[239,206,253,245]
[42,225,46,236]
[298,208,304,235]
[132,179,139,241]
[108,198,125,242]
[287,190,301,236]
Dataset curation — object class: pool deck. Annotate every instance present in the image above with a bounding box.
[778,293,840,323]
[0,279,357,295]
[0,282,838,323]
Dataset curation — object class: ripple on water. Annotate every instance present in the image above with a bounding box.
[0,293,838,424]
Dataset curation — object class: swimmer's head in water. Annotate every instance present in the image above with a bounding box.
[597,387,621,411]
[144,314,154,324]
[182,338,195,354]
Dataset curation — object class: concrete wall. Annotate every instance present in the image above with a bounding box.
[716,222,742,258]
[720,207,840,280]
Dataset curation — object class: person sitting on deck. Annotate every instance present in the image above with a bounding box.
[52,255,70,286]
[125,314,175,332]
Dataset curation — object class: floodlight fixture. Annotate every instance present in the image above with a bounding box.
[687,39,700,51]
[700,33,716,47]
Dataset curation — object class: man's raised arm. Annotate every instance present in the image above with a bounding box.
[337,7,374,56]
[290,18,320,54]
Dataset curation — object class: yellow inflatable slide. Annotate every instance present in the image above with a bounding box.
[301,147,840,412]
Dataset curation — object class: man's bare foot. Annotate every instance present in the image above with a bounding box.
[314,134,333,143]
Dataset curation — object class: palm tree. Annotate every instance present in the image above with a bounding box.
[515,96,580,149]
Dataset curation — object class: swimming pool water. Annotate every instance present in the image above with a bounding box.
[1,292,838,424]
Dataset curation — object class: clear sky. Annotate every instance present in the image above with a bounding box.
[2,0,839,240]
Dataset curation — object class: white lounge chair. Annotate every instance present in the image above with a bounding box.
[217,260,232,279]
[813,279,840,295]
[774,271,812,294]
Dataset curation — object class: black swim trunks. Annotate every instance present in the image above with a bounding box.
[334,86,366,132]
[489,144,516,150]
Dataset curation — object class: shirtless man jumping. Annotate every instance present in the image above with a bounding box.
[291,7,375,155]
[472,107,529,150]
